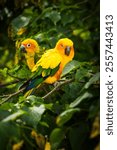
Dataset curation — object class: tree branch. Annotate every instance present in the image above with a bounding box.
[42,78,74,99]
[0,88,25,105]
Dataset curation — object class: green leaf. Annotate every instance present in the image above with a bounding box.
[22,104,46,128]
[84,72,100,89]
[10,14,32,37]
[41,8,61,25]
[56,108,81,126]
[80,30,91,40]
[0,109,11,121]
[2,110,25,122]
[61,10,75,26]
[75,67,89,81]
[26,95,44,105]
[61,60,79,77]
[72,28,83,36]
[9,65,31,79]
[0,68,8,77]
[49,11,61,25]
[50,128,65,150]
[69,92,93,108]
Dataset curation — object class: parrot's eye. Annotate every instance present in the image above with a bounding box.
[60,44,64,48]
[27,43,31,47]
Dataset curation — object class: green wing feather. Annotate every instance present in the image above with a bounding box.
[24,49,62,91]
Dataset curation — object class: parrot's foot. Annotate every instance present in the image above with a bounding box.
[53,79,66,87]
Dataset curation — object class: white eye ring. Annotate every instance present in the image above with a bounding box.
[27,43,31,47]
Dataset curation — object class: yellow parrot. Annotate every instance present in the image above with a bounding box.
[21,38,74,95]
[19,38,40,70]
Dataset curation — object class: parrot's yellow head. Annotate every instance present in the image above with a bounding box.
[20,38,40,55]
[55,38,74,60]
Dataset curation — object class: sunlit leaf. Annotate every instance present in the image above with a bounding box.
[72,28,83,36]
[69,92,93,108]
[80,30,91,40]
[21,104,46,128]
[56,108,81,126]
[0,68,8,77]
[84,72,100,89]
[2,110,25,122]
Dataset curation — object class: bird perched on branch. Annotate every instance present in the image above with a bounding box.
[21,38,74,96]
[19,38,40,70]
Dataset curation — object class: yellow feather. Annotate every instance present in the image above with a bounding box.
[32,38,74,84]
[19,38,40,70]
[23,38,75,97]
[32,49,62,71]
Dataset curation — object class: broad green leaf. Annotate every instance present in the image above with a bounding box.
[49,11,61,25]
[61,11,75,26]
[84,72,100,89]
[0,109,11,121]
[10,14,32,37]
[9,65,31,79]
[21,104,46,128]
[61,60,79,77]
[12,15,31,29]
[26,95,44,105]
[41,8,61,25]
[2,110,25,122]
[50,128,65,150]
[56,108,81,126]
[75,67,89,81]
[69,92,93,108]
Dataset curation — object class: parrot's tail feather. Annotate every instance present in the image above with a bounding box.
[24,89,34,97]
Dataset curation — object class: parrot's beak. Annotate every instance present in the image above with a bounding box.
[20,45,27,53]
[65,46,71,56]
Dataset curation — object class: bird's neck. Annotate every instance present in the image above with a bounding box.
[26,55,35,70]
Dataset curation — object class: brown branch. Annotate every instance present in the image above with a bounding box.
[42,78,74,99]
[0,88,25,105]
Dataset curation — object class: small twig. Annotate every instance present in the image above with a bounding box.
[42,78,74,99]
[0,80,19,88]
[0,88,25,105]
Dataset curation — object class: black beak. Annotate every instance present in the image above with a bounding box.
[65,46,71,56]
[20,45,27,53]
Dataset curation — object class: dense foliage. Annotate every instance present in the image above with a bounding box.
[0,0,99,150]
